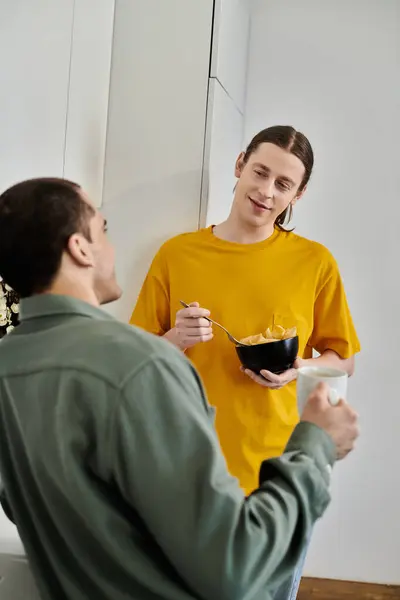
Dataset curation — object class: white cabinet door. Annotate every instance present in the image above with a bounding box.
[0,0,114,207]
[63,0,115,207]
[201,78,244,226]
[211,0,250,113]
[102,0,214,320]
[0,1,74,191]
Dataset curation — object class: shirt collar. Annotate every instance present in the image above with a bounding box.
[19,294,116,323]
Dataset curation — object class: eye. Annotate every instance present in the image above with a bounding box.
[254,170,266,178]
[277,181,291,191]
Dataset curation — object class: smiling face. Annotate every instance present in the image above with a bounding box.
[232,142,307,231]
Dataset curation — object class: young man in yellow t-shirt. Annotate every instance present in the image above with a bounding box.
[130,125,360,599]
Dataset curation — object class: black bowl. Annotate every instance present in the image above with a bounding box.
[236,336,299,375]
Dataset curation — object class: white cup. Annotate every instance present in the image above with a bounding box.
[296,366,348,413]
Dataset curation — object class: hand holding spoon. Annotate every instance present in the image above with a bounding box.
[179,300,246,346]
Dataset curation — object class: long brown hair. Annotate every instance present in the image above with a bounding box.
[242,125,314,231]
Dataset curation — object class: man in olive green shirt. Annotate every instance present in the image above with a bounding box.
[0,178,359,600]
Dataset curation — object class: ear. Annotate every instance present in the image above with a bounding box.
[234,152,246,178]
[291,185,307,207]
[66,233,94,268]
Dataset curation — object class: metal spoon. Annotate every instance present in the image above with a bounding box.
[179,300,246,346]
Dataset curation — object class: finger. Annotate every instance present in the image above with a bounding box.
[260,368,297,384]
[188,302,200,308]
[179,307,211,319]
[181,317,212,329]
[184,327,213,337]
[243,369,278,388]
[315,382,329,392]
[243,369,267,383]
[335,398,349,408]
[309,381,330,401]
[183,332,213,347]
[259,370,284,384]
[342,405,359,425]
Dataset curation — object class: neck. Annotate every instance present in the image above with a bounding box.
[44,276,100,307]
[213,212,275,244]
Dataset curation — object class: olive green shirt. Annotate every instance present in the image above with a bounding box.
[0,295,335,600]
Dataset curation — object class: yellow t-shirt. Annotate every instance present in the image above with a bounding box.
[130,227,361,494]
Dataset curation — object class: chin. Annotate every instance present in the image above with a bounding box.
[240,205,271,228]
[244,213,272,229]
[98,284,123,306]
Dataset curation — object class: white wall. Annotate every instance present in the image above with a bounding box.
[200,0,250,226]
[210,0,250,113]
[201,0,250,227]
[0,0,114,208]
[63,0,115,205]
[201,78,244,226]
[246,0,400,585]
[0,1,73,194]
[102,0,214,321]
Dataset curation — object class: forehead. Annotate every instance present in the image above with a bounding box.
[248,142,305,182]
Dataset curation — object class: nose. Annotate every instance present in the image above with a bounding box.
[259,177,274,199]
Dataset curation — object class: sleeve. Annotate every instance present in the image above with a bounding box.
[129,247,171,336]
[109,351,335,600]
[309,252,361,358]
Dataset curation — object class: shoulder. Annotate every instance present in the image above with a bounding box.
[61,319,187,388]
[146,229,209,276]
[282,231,333,258]
[276,230,341,289]
[156,229,209,257]
[280,230,338,268]
[85,321,207,413]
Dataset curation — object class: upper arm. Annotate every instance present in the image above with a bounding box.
[309,253,361,359]
[129,247,171,336]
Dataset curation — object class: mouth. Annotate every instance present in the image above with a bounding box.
[248,196,272,212]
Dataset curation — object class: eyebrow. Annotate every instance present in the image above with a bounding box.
[253,163,296,186]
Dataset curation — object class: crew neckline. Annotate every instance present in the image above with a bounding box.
[200,225,282,252]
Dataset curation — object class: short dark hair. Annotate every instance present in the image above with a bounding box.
[243,125,314,231]
[0,178,94,297]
